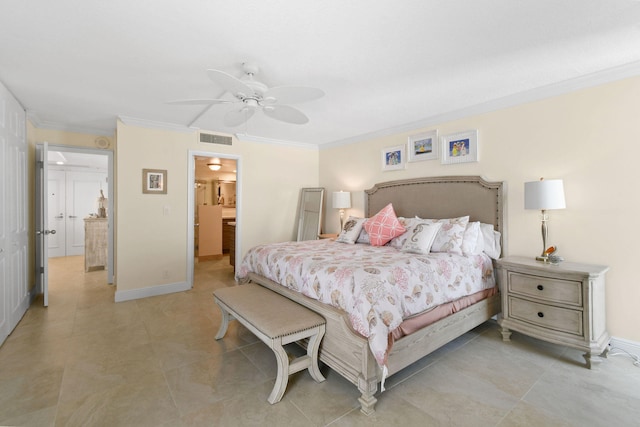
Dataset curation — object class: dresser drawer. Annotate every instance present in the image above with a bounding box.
[508,272,582,306]
[508,296,583,336]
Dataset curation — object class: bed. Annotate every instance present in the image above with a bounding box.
[237,176,505,414]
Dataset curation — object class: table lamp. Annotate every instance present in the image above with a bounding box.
[524,178,566,262]
[332,191,351,231]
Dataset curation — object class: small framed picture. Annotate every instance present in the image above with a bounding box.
[381,145,406,171]
[408,130,438,162]
[441,130,478,165]
[142,169,167,194]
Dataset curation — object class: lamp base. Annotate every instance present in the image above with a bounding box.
[535,255,549,263]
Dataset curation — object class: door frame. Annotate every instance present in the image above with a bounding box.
[39,144,114,284]
[187,150,241,287]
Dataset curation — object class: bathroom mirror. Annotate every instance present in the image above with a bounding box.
[296,188,325,241]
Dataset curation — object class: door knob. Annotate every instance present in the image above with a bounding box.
[55,214,64,219]
[37,230,57,235]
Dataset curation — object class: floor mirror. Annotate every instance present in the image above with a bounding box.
[296,188,325,241]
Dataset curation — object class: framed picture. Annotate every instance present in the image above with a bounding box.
[381,145,406,171]
[142,169,167,194]
[441,130,478,165]
[407,130,438,162]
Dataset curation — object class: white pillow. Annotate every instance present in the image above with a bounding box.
[480,223,501,259]
[335,216,367,244]
[461,221,483,255]
[401,222,443,255]
[356,226,370,244]
[418,216,470,255]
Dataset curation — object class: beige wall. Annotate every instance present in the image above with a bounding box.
[115,121,319,293]
[319,75,640,343]
[30,128,116,150]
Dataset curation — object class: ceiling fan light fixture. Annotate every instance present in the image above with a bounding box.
[207,163,222,171]
[169,63,324,128]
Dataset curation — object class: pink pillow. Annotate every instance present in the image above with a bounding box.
[363,203,406,246]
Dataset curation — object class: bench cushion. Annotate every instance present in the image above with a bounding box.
[214,284,325,339]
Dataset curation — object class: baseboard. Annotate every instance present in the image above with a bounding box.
[114,281,191,302]
[609,336,640,356]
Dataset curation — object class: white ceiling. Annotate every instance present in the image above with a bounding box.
[2,1,640,147]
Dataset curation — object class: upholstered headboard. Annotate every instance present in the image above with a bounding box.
[365,176,506,249]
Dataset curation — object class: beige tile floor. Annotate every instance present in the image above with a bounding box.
[1,255,639,426]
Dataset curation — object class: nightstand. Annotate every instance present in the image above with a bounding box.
[496,256,609,369]
[318,233,338,240]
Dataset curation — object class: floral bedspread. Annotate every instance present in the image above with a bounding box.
[236,239,495,367]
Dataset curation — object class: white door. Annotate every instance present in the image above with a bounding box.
[47,170,66,258]
[0,91,7,343]
[1,82,29,338]
[65,171,107,256]
[35,143,51,306]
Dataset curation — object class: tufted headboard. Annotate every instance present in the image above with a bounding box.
[365,176,506,252]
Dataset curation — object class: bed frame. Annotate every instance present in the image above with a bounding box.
[246,176,505,414]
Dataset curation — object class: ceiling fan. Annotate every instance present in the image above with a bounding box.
[169,63,324,127]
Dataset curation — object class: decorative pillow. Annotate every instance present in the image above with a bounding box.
[401,222,443,255]
[480,223,501,259]
[419,216,469,254]
[387,217,419,249]
[363,203,406,246]
[335,216,367,244]
[461,221,482,255]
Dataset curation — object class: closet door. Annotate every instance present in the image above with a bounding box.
[0,82,28,346]
[0,94,7,343]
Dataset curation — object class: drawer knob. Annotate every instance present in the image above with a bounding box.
[537,312,544,318]
[537,284,544,291]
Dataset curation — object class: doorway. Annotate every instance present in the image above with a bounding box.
[187,151,240,288]
[36,144,114,306]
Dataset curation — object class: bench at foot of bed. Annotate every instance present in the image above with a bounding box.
[213,283,326,404]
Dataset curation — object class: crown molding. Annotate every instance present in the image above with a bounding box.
[117,116,198,133]
[234,133,318,150]
[28,110,115,137]
[321,60,640,150]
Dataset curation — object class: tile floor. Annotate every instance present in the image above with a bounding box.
[1,255,639,426]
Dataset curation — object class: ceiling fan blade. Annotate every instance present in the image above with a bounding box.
[263,105,309,124]
[207,69,255,99]
[166,99,233,105]
[262,86,325,104]
[224,106,255,127]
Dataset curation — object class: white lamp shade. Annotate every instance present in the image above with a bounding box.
[332,191,351,209]
[524,179,566,210]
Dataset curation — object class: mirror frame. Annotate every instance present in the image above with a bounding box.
[296,187,325,241]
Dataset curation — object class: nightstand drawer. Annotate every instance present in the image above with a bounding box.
[508,296,583,336]
[508,272,582,306]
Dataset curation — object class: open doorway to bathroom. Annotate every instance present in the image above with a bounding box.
[190,153,238,290]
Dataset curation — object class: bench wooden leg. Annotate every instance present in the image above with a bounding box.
[268,340,290,404]
[214,299,231,340]
[307,324,326,383]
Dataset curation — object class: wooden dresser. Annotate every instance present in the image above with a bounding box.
[84,217,107,272]
[496,256,609,369]
[223,218,235,254]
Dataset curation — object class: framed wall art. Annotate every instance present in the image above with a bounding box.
[441,130,478,165]
[142,169,167,194]
[381,145,406,171]
[407,130,438,162]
